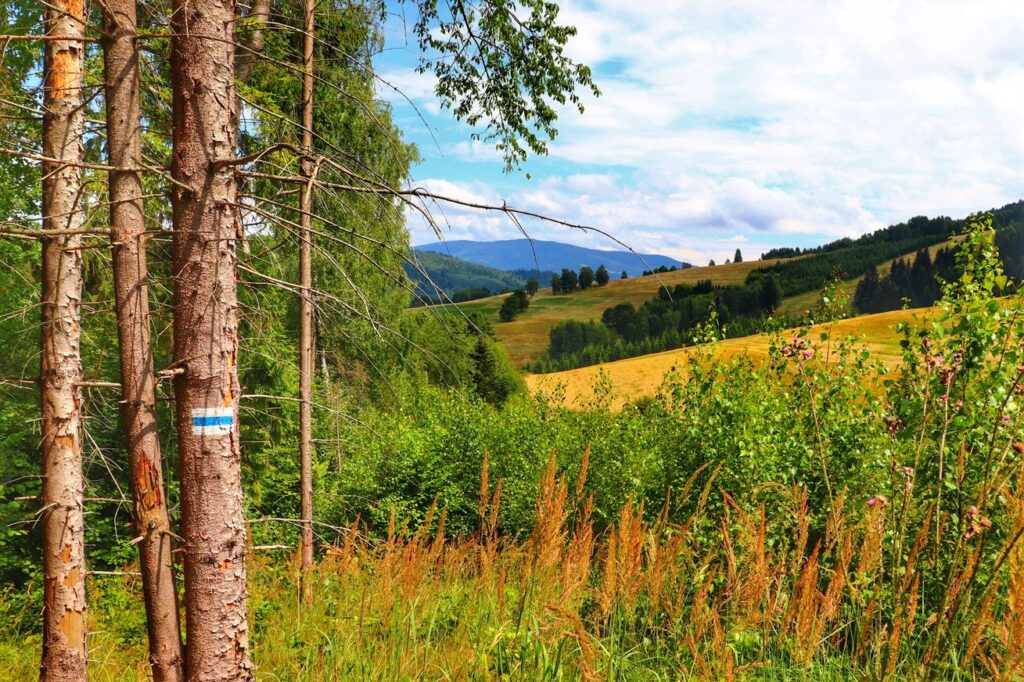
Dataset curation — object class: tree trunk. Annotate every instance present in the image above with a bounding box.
[234,0,272,85]
[170,0,253,678]
[101,2,185,679]
[298,0,316,584]
[39,0,88,679]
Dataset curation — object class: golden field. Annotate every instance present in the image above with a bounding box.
[525,307,928,409]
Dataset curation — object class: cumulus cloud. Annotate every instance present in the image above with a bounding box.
[385,0,1024,262]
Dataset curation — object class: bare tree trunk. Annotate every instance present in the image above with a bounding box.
[101,2,185,679]
[39,0,88,680]
[234,0,272,85]
[170,0,253,678]
[298,0,315,584]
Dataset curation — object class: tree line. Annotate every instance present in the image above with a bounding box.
[854,215,1024,314]
[550,264,610,293]
[532,276,783,372]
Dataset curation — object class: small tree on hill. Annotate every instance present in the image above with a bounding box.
[579,265,594,289]
[560,268,578,292]
[550,275,561,294]
[470,335,518,405]
[709,259,716,266]
[526,278,539,297]
[620,270,629,280]
[734,248,743,263]
[595,264,609,285]
[499,290,528,322]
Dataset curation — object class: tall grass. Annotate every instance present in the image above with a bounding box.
[1,218,1020,679]
[2,442,1023,680]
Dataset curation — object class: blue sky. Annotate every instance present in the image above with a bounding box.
[375,1,1024,264]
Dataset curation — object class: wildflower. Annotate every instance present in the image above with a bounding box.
[884,415,904,436]
[965,505,993,539]
[867,495,889,508]
[1003,414,1012,424]
[780,337,812,359]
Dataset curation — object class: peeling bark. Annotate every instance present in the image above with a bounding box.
[170,0,254,678]
[101,1,185,679]
[40,0,88,680]
[298,0,315,584]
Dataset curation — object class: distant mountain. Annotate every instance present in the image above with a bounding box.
[414,239,685,278]
[405,251,556,304]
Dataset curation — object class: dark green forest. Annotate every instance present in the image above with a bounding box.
[405,250,555,304]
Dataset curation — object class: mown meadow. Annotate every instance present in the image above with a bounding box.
[2,222,1022,680]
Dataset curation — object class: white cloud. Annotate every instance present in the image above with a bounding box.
[385,0,1024,261]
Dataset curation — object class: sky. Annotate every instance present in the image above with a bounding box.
[375,0,1024,265]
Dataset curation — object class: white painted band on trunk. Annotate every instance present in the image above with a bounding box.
[191,407,234,435]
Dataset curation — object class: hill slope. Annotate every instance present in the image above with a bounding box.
[405,251,553,302]
[414,238,684,277]
[453,257,797,366]
[445,201,1022,368]
[526,307,922,409]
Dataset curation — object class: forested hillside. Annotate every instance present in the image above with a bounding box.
[404,250,554,304]
[528,204,1023,372]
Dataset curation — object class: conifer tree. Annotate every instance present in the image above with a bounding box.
[39,1,88,677]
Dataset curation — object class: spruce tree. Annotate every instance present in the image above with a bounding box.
[759,276,782,312]
[579,265,594,289]
[854,265,880,313]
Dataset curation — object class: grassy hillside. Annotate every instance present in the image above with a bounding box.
[447,237,962,367]
[454,257,787,366]
[526,306,924,408]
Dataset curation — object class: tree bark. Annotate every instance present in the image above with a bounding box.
[298,0,315,584]
[101,2,185,679]
[170,0,253,678]
[39,0,88,680]
[234,0,272,85]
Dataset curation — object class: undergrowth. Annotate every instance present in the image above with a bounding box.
[0,216,1021,680]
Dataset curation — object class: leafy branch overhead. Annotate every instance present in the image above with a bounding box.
[403,0,600,170]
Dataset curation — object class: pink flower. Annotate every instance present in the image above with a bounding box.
[965,505,992,539]
[884,415,904,436]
